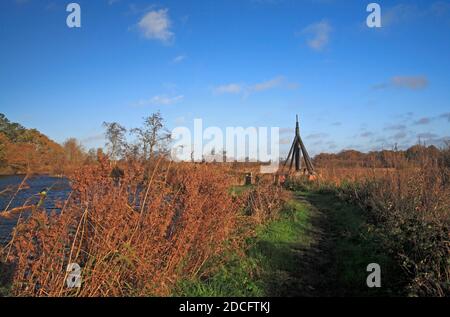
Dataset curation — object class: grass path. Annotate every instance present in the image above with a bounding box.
[286,190,398,296]
[177,189,399,297]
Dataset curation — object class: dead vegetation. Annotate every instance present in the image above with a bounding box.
[313,144,450,296]
[0,157,286,296]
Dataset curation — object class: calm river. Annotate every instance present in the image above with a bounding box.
[0,175,71,244]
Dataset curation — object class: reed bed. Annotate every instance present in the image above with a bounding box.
[0,157,286,296]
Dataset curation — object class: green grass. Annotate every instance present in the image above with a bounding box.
[248,200,312,296]
[174,199,311,297]
[301,191,401,296]
[175,189,401,297]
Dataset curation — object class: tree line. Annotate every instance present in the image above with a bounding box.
[2,111,448,175]
[0,111,171,175]
[313,143,450,169]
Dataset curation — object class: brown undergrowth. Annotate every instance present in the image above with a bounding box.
[1,157,287,296]
[310,148,450,297]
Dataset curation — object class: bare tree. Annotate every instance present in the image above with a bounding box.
[131,111,171,160]
[103,122,127,162]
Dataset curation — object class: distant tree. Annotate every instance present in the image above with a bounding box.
[131,111,171,160]
[84,148,98,164]
[0,114,65,174]
[0,113,27,142]
[62,138,85,167]
[103,122,127,162]
[0,133,9,168]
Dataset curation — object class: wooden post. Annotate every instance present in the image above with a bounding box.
[245,172,253,186]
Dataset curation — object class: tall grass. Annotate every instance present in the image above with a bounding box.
[0,157,287,296]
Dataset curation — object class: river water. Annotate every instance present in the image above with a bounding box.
[0,175,71,244]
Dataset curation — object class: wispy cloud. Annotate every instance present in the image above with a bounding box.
[136,94,184,107]
[391,76,429,90]
[249,76,285,92]
[81,133,105,144]
[213,76,296,96]
[306,132,329,139]
[360,132,374,138]
[383,2,450,28]
[213,83,243,95]
[391,132,407,140]
[172,55,186,63]
[412,112,450,125]
[300,20,332,51]
[373,75,429,91]
[414,117,431,125]
[383,4,420,27]
[138,9,174,44]
[385,124,406,131]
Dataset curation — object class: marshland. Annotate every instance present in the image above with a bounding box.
[1,0,449,298]
[0,112,448,297]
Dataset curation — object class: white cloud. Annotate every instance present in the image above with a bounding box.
[172,55,186,63]
[301,20,332,51]
[137,95,184,107]
[249,76,285,92]
[81,133,105,144]
[213,83,243,95]
[383,4,420,27]
[214,76,297,96]
[138,9,174,44]
[382,2,450,28]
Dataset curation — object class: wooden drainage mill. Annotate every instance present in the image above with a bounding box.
[244,115,317,185]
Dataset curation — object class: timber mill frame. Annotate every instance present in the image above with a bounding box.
[283,115,315,175]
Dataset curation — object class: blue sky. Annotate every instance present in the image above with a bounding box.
[0,0,449,156]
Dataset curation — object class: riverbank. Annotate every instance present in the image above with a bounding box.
[0,175,71,245]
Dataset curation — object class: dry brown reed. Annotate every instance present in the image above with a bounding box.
[1,157,287,296]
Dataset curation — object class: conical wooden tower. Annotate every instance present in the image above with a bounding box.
[283,115,315,175]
